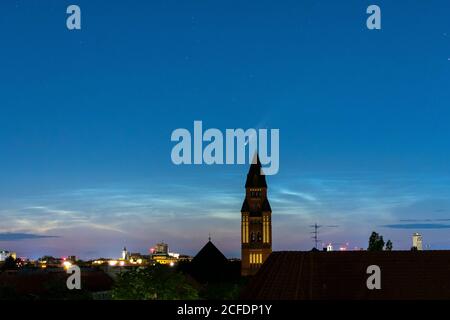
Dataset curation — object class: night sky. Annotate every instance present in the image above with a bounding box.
[1,0,450,259]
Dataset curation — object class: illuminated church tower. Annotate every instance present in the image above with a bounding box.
[241,155,272,276]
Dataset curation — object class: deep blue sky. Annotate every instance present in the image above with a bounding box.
[0,0,450,259]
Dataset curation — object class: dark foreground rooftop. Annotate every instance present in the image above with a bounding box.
[241,251,450,300]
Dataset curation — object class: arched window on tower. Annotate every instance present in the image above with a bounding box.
[257,232,262,242]
[251,232,256,242]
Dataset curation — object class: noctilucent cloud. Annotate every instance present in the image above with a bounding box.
[1,0,450,259]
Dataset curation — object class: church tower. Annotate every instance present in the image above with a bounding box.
[241,155,272,276]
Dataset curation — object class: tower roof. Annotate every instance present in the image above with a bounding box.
[245,154,267,188]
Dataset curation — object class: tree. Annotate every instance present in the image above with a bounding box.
[1,256,18,271]
[385,240,393,251]
[112,264,198,300]
[368,231,385,251]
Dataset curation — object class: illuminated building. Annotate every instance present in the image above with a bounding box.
[154,242,169,255]
[241,155,272,276]
[92,259,108,265]
[150,242,180,265]
[178,254,193,262]
[152,254,178,265]
[37,256,64,268]
[168,252,180,259]
[412,232,423,251]
[129,253,147,265]
[122,247,129,260]
[0,250,16,262]
[62,260,72,270]
[108,260,118,266]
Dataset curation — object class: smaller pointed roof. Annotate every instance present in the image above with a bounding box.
[191,241,228,266]
[189,240,230,283]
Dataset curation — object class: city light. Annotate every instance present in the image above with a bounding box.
[62,261,72,269]
[108,260,118,266]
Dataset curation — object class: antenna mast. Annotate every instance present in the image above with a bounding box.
[310,223,322,249]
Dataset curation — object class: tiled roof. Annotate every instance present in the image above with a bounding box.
[241,251,450,300]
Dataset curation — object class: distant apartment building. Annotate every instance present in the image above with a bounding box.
[154,242,169,255]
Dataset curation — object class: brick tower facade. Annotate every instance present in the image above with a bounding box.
[241,156,272,276]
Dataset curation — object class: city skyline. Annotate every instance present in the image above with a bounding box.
[1,169,449,260]
[1,0,450,259]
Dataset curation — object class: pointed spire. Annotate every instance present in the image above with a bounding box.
[208,233,211,242]
[251,152,261,165]
[245,153,267,188]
